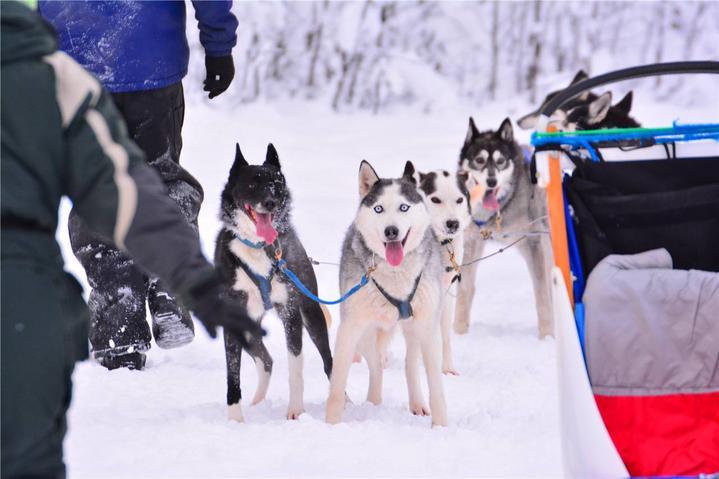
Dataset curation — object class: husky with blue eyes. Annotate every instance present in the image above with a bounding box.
[326,160,447,427]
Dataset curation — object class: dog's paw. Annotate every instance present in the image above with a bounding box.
[227,403,245,423]
[442,366,459,376]
[286,407,304,420]
[453,321,469,335]
[410,403,431,416]
[326,395,345,424]
[538,323,555,339]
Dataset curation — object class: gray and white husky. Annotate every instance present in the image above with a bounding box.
[326,160,448,427]
[417,169,471,375]
[456,118,554,338]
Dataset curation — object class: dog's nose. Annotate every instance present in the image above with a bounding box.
[384,226,399,241]
[262,198,277,211]
[446,220,459,233]
[486,177,497,188]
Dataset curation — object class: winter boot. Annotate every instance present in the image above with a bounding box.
[97,351,147,371]
[148,279,195,349]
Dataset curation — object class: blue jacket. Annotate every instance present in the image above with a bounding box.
[38,1,238,92]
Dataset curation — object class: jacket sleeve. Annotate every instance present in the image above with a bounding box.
[47,51,215,296]
[190,0,238,57]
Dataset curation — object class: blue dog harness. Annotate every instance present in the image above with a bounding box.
[371,274,422,320]
[237,236,266,249]
[235,257,276,311]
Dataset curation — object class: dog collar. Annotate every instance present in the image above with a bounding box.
[371,273,422,320]
[474,212,497,227]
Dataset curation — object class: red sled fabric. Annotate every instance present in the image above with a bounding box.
[594,392,719,476]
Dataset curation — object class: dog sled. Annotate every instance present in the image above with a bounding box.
[530,62,719,478]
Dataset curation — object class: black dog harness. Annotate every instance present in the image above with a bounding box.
[235,257,276,311]
[371,273,422,320]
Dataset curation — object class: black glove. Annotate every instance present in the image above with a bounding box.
[203,55,235,99]
[186,274,264,347]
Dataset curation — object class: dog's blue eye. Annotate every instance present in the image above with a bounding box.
[374,205,384,214]
[399,204,410,212]
[456,197,464,204]
[431,197,441,204]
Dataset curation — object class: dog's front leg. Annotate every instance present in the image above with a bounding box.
[359,330,384,405]
[454,228,484,334]
[403,328,429,416]
[420,321,448,427]
[440,297,457,375]
[326,317,366,424]
[518,234,555,338]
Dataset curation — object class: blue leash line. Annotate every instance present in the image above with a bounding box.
[276,259,370,305]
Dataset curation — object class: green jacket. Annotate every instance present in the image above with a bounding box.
[1,0,214,297]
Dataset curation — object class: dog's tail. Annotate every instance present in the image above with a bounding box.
[320,303,332,329]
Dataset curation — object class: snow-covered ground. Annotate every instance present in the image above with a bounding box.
[57,83,717,477]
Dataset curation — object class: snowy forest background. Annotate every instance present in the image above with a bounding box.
[185,1,719,113]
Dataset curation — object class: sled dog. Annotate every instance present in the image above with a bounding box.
[215,143,332,421]
[456,118,555,338]
[326,160,447,427]
[417,169,471,375]
[518,70,638,131]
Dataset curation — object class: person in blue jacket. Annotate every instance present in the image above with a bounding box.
[39,1,239,370]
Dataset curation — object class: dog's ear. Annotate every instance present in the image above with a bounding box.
[571,70,588,85]
[571,70,592,101]
[229,143,248,181]
[264,143,281,169]
[402,161,417,185]
[587,91,612,125]
[465,117,480,144]
[497,117,514,142]
[457,171,470,192]
[358,160,380,199]
[517,112,538,130]
[615,91,633,114]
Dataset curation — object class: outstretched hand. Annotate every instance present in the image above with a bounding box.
[203,55,235,99]
[187,274,264,347]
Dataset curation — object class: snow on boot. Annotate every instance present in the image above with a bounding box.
[148,279,195,349]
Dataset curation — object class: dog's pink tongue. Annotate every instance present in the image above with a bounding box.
[255,213,277,244]
[482,190,500,211]
[385,241,404,267]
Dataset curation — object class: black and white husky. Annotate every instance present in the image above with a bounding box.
[518,70,638,131]
[327,161,447,427]
[456,118,554,338]
[417,170,471,375]
[215,143,332,421]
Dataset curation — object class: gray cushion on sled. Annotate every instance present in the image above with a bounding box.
[584,248,719,396]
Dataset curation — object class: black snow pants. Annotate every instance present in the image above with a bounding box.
[69,82,204,358]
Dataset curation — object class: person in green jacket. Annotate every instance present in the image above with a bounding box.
[0,3,262,478]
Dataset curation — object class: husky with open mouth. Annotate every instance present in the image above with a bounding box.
[215,143,332,421]
[326,160,447,427]
[417,169,471,375]
[457,118,554,338]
